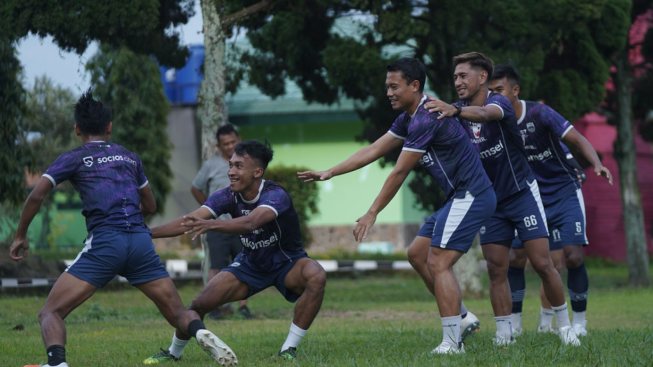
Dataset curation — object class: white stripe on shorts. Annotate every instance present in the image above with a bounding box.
[65,233,93,272]
[576,188,589,244]
[440,191,475,248]
[527,180,549,234]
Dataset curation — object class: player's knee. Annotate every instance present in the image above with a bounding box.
[565,251,583,269]
[306,264,327,291]
[486,259,507,280]
[509,250,527,268]
[530,256,554,277]
[407,243,427,267]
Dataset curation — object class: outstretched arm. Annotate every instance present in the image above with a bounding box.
[423,97,502,122]
[10,178,53,261]
[298,133,403,182]
[150,207,214,238]
[353,150,423,242]
[181,206,277,240]
[562,128,613,185]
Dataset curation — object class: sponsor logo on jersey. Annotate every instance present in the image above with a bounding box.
[527,148,553,162]
[519,129,528,146]
[527,122,536,133]
[241,232,279,250]
[83,156,94,167]
[471,122,482,138]
[96,155,137,166]
[479,140,504,159]
[241,209,251,216]
[418,152,435,168]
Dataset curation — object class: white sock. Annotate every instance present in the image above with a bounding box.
[572,311,586,325]
[460,302,468,317]
[540,307,554,327]
[441,315,461,346]
[168,334,190,358]
[281,323,307,351]
[494,315,512,338]
[552,303,571,328]
[511,312,522,330]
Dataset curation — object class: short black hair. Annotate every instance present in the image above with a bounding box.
[216,123,239,143]
[452,52,494,80]
[387,58,427,93]
[74,88,111,135]
[234,139,274,170]
[491,64,521,86]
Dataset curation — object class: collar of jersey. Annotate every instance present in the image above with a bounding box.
[517,100,527,124]
[410,95,428,118]
[239,179,266,204]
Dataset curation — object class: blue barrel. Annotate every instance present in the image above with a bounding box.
[159,66,178,103]
[176,45,204,104]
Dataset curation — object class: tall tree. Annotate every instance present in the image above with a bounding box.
[1,0,195,68]
[0,37,32,207]
[601,0,651,286]
[86,45,174,216]
[196,0,282,160]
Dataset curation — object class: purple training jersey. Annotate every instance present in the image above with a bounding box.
[517,100,581,204]
[455,92,534,201]
[389,96,492,202]
[203,180,305,272]
[43,141,150,233]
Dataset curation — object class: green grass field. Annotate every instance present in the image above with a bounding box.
[1,264,652,367]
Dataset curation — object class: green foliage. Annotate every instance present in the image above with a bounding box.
[0,37,33,207]
[235,0,631,213]
[263,165,319,247]
[86,45,173,216]
[1,0,195,68]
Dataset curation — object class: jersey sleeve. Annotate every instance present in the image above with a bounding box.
[486,93,516,123]
[192,160,211,192]
[258,187,291,217]
[388,112,410,140]
[136,156,149,189]
[402,113,441,153]
[202,188,233,219]
[42,152,78,187]
[541,105,573,138]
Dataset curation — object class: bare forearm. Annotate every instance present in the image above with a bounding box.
[15,196,43,239]
[151,217,187,238]
[575,135,602,168]
[460,106,493,122]
[328,145,378,177]
[367,171,407,216]
[208,216,262,235]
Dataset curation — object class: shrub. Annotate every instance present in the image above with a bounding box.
[264,165,319,247]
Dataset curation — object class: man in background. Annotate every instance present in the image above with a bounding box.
[191,124,253,320]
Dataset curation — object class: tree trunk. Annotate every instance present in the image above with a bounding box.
[197,0,229,161]
[614,50,650,286]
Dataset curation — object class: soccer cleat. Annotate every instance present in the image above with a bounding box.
[278,347,297,360]
[512,327,523,337]
[460,311,480,342]
[196,330,238,366]
[492,332,516,346]
[430,342,465,355]
[238,305,255,320]
[572,321,588,337]
[143,348,180,364]
[558,326,581,346]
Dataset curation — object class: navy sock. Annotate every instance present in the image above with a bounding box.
[567,262,589,312]
[187,319,206,338]
[46,345,66,366]
[508,266,526,313]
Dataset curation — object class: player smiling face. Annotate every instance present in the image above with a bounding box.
[454,62,486,101]
[385,71,420,111]
[228,153,262,193]
[488,64,521,105]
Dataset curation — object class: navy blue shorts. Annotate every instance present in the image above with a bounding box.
[416,188,496,253]
[66,231,169,288]
[512,188,588,250]
[481,180,549,246]
[223,251,308,303]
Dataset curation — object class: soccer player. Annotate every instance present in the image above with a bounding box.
[423,52,580,346]
[144,139,326,364]
[8,89,225,367]
[191,124,253,320]
[488,64,612,336]
[299,58,497,354]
